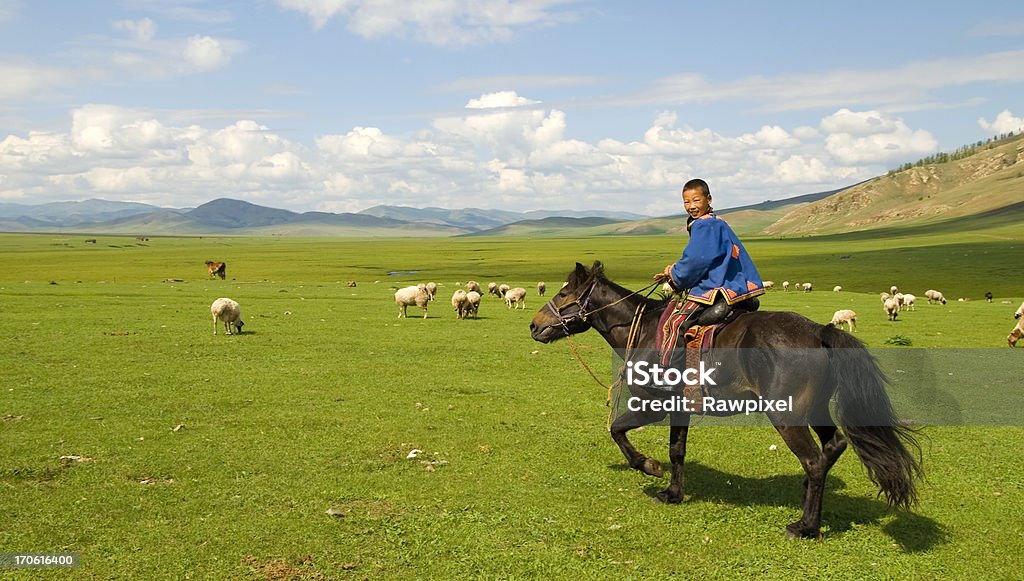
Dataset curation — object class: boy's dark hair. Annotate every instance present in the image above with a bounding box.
[682,178,711,198]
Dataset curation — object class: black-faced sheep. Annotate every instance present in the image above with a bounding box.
[830,309,857,333]
[211,298,244,335]
[505,287,527,309]
[782,281,790,291]
[466,291,481,318]
[802,282,813,293]
[924,289,946,305]
[395,286,429,318]
[451,289,469,319]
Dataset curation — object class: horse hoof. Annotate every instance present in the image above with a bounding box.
[784,523,821,540]
[655,488,683,504]
[642,458,664,478]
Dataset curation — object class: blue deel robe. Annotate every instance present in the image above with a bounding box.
[668,213,765,305]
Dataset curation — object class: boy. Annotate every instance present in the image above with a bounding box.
[655,179,764,335]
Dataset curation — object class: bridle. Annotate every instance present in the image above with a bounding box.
[544,277,662,333]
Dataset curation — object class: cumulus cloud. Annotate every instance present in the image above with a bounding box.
[821,109,937,165]
[978,109,1024,134]
[183,35,231,71]
[0,97,939,213]
[277,0,580,45]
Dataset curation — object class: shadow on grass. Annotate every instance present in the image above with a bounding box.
[628,461,947,550]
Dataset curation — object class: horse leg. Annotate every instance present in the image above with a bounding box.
[774,425,827,539]
[656,419,689,504]
[812,424,847,475]
[610,409,665,477]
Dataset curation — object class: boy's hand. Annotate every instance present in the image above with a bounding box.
[653,265,673,281]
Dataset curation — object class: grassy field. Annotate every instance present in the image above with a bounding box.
[1,232,1022,579]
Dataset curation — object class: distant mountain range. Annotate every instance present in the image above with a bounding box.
[3,132,1021,237]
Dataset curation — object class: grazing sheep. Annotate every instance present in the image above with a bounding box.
[488,282,499,297]
[1009,304,1024,346]
[211,298,244,335]
[901,293,917,311]
[880,292,891,303]
[425,282,438,301]
[890,285,899,295]
[985,291,994,302]
[346,280,357,287]
[802,282,813,293]
[498,283,510,298]
[465,280,482,294]
[833,285,842,292]
[466,291,482,318]
[830,309,857,333]
[537,281,546,296]
[884,298,900,321]
[924,289,946,305]
[395,285,429,319]
[505,287,527,310]
[893,292,905,309]
[451,289,469,319]
[782,281,790,291]
[763,281,774,289]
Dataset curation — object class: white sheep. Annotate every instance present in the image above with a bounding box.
[505,287,527,310]
[802,282,813,293]
[901,293,917,311]
[498,283,510,298]
[884,297,900,321]
[425,282,438,301]
[833,285,842,292]
[891,285,899,295]
[880,292,891,303]
[465,280,482,294]
[488,282,499,297]
[924,289,946,305]
[466,291,482,318]
[763,281,774,289]
[451,289,469,319]
[830,309,857,333]
[395,285,429,319]
[1008,305,1024,346]
[782,281,790,291]
[211,298,244,335]
[537,281,546,296]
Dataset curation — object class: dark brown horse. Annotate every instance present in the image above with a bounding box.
[530,262,922,539]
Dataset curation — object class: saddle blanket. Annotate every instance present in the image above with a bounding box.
[655,301,719,412]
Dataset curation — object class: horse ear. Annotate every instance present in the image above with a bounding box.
[574,262,588,279]
[591,261,603,278]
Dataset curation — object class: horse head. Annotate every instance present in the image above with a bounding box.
[530,261,605,343]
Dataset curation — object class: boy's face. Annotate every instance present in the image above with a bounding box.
[682,188,712,219]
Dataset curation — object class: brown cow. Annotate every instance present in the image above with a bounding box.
[205,260,226,279]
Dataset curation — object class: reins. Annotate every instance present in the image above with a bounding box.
[556,280,663,427]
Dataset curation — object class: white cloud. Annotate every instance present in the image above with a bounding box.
[277,0,580,45]
[466,91,540,109]
[183,35,231,71]
[821,109,937,165]
[113,17,157,42]
[0,97,945,213]
[0,58,75,100]
[978,109,1024,134]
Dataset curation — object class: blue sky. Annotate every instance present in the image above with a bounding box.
[1,1,1022,216]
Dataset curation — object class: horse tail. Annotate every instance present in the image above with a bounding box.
[822,324,922,510]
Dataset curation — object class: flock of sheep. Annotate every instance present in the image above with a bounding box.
[394,280,545,319]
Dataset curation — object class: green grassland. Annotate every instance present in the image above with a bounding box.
[1,232,1022,579]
